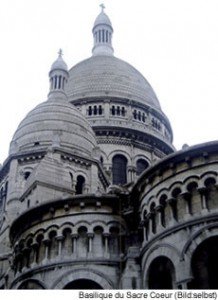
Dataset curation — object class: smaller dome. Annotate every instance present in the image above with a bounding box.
[10,98,97,157]
[93,8,112,29]
[50,49,68,72]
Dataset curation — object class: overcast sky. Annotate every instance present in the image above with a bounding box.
[0,0,218,164]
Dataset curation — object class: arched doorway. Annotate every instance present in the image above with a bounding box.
[148,256,175,289]
[190,236,218,289]
[64,279,103,289]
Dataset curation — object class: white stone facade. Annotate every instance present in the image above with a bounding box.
[0,7,217,290]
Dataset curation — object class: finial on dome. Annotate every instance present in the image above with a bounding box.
[58,48,63,57]
[100,3,105,12]
[51,49,67,72]
[92,5,114,56]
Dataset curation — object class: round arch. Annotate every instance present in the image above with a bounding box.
[147,256,175,289]
[181,223,218,261]
[142,244,181,288]
[52,269,114,289]
[64,279,103,289]
[189,236,218,289]
[17,279,46,289]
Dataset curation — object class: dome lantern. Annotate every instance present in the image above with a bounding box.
[48,49,69,99]
[92,4,114,56]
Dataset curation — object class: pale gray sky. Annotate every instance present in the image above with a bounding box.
[1,0,218,163]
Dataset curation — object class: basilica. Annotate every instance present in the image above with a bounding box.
[0,7,218,289]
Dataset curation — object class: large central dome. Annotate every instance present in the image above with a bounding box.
[65,6,174,157]
[66,7,161,111]
[66,55,161,110]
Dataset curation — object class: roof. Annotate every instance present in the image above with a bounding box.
[10,97,97,157]
[66,55,161,110]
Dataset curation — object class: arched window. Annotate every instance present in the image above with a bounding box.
[75,175,85,194]
[112,155,127,185]
[99,105,102,115]
[93,105,97,115]
[88,106,92,116]
[111,106,115,115]
[142,113,146,122]
[136,159,149,176]
[24,171,31,180]
[117,106,120,115]
[77,226,88,257]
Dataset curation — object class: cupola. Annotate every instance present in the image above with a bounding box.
[92,4,114,56]
[48,49,69,99]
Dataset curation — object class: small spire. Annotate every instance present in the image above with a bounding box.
[58,48,63,57]
[48,49,69,99]
[100,3,105,12]
[92,5,114,56]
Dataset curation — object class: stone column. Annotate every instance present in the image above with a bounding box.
[71,234,78,257]
[84,183,89,194]
[42,239,50,264]
[181,192,192,219]
[144,219,149,242]
[71,180,76,194]
[23,247,31,270]
[139,220,146,243]
[127,166,136,183]
[104,99,110,119]
[88,233,94,257]
[199,188,209,213]
[56,235,64,259]
[21,248,28,272]
[168,198,178,225]
[31,242,39,267]
[126,101,132,119]
[103,233,110,257]
[156,205,164,231]
[16,252,22,275]
[146,213,152,239]
[81,103,86,115]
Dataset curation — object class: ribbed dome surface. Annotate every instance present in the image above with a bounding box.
[94,11,112,28]
[66,55,161,110]
[10,98,97,157]
[50,55,68,72]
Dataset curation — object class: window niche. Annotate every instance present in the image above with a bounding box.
[112,154,127,185]
[136,159,149,176]
[75,175,85,195]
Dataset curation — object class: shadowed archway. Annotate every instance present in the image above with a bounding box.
[190,236,218,289]
[148,256,175,289]
[63,279,103,289]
